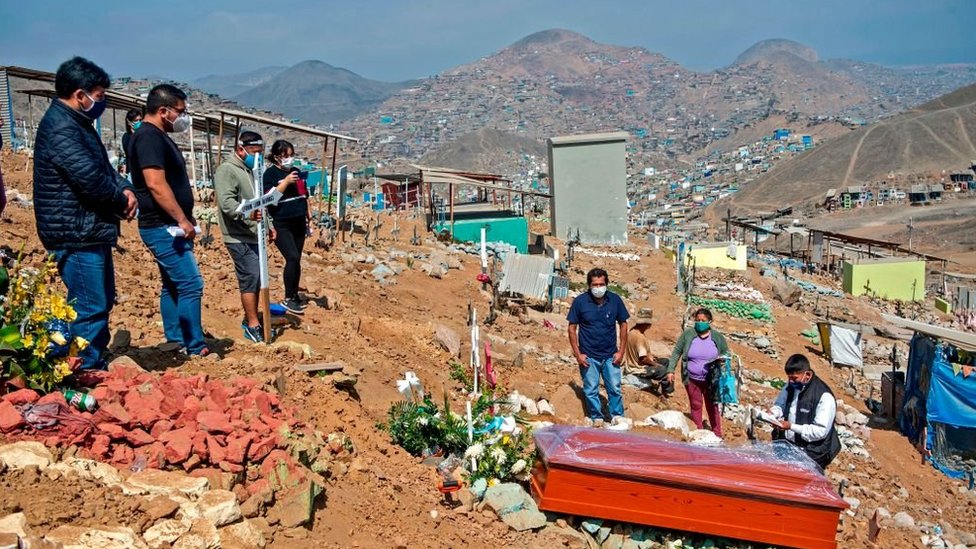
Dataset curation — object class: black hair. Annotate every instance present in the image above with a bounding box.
[784,354,812,374]
[54,57,110,99]
[146,84,187,114]
[586,268,608,285]
[125,108,143,133]
[692,308,713,321]
[268,140,294,165]
[238,131,263,149]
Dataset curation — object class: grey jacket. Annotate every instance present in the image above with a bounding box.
[668,328,730,385]
[214,153,258,244]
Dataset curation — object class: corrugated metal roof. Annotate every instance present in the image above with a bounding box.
[881,313,976,352]
[499,255,555,299]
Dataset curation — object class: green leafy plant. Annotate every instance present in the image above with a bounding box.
[449,359,473,392]
[0,258,88,392]
[382,393,468,457]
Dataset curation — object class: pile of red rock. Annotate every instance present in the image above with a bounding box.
[2,365,294,471]
[0,364,345,528]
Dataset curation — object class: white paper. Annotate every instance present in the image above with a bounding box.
[166,225,203,238]
[755,409,785,429]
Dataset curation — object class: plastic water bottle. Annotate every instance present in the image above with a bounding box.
[62,390,97,412]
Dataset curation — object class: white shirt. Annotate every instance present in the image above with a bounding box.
[770,385,836,443]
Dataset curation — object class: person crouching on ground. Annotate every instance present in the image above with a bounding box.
[668,308,728,437]
[622,308,674,397]
[213,130,269,343]
[567,268,630,427]
[768,353,841,470]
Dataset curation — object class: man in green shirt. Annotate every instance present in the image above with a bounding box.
[214,131,267,342]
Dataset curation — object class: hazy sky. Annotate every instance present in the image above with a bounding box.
[1,0,972,82]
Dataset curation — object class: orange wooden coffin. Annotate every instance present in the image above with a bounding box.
[531,426,848,549]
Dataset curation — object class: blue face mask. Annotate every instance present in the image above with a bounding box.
[132,121,142,130]
[694,321,710,334]
[243,153,255,169]
[789,381,806,391]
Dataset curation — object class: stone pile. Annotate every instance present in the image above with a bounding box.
[0,440,277,548]
[0,364,355,530]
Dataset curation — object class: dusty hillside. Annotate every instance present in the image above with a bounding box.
[419,128,547,173]
[0,149,975,548]
[708,83,976,218]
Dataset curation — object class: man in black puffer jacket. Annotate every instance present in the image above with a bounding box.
[33,56,138,370]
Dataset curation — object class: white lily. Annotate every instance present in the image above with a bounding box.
[396,371,424,401]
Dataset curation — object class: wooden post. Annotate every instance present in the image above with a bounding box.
[188,122,197,193]
[205,119,214,183]
[316,136,328,220]
[216,113,225,167]
[327,137,338,221]
[449,183,455,237]
[111,108,117,154]
[27,95,35,149]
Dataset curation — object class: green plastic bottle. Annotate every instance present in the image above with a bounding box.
[62,390,97,412]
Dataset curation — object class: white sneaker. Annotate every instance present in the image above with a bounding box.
[584,418,604,428]
[607,416,633,431]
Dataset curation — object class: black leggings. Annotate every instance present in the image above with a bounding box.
[272,217,307,300]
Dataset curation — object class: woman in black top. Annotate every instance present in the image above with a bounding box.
[262,140,308,314]
[120,108,143,173]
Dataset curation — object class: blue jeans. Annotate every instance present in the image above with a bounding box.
[139,227,207,354]
[52,246,115,369]
[580,356,623,420]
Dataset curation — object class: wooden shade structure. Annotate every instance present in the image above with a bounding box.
[531,426,847,549]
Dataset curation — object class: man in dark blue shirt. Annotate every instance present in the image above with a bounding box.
[567,267,630,426]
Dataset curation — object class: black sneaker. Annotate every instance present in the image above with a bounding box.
[280,298,306,315]
[242,324,264,343]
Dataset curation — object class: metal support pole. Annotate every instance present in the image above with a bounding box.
[252,153,272,343]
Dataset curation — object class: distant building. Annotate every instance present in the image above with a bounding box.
[909,184,929,205]
[824,188,838,211]
[842,257,926,301]
[840,186,865,209]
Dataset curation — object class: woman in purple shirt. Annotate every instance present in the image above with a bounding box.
[667,308,730,436]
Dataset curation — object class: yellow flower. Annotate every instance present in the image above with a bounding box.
[488,478,499,487]
[502,435,511,446]
[21,334,34,347]
[54,360,72,381]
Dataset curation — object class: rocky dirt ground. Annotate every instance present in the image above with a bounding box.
[1,148,975,548]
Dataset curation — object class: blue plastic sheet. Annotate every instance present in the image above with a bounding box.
[926,348,976,429]
[902,336,976,480]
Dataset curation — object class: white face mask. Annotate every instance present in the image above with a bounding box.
[590,286,607,299]
[165,108,192,133]
[281,157,295,167]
